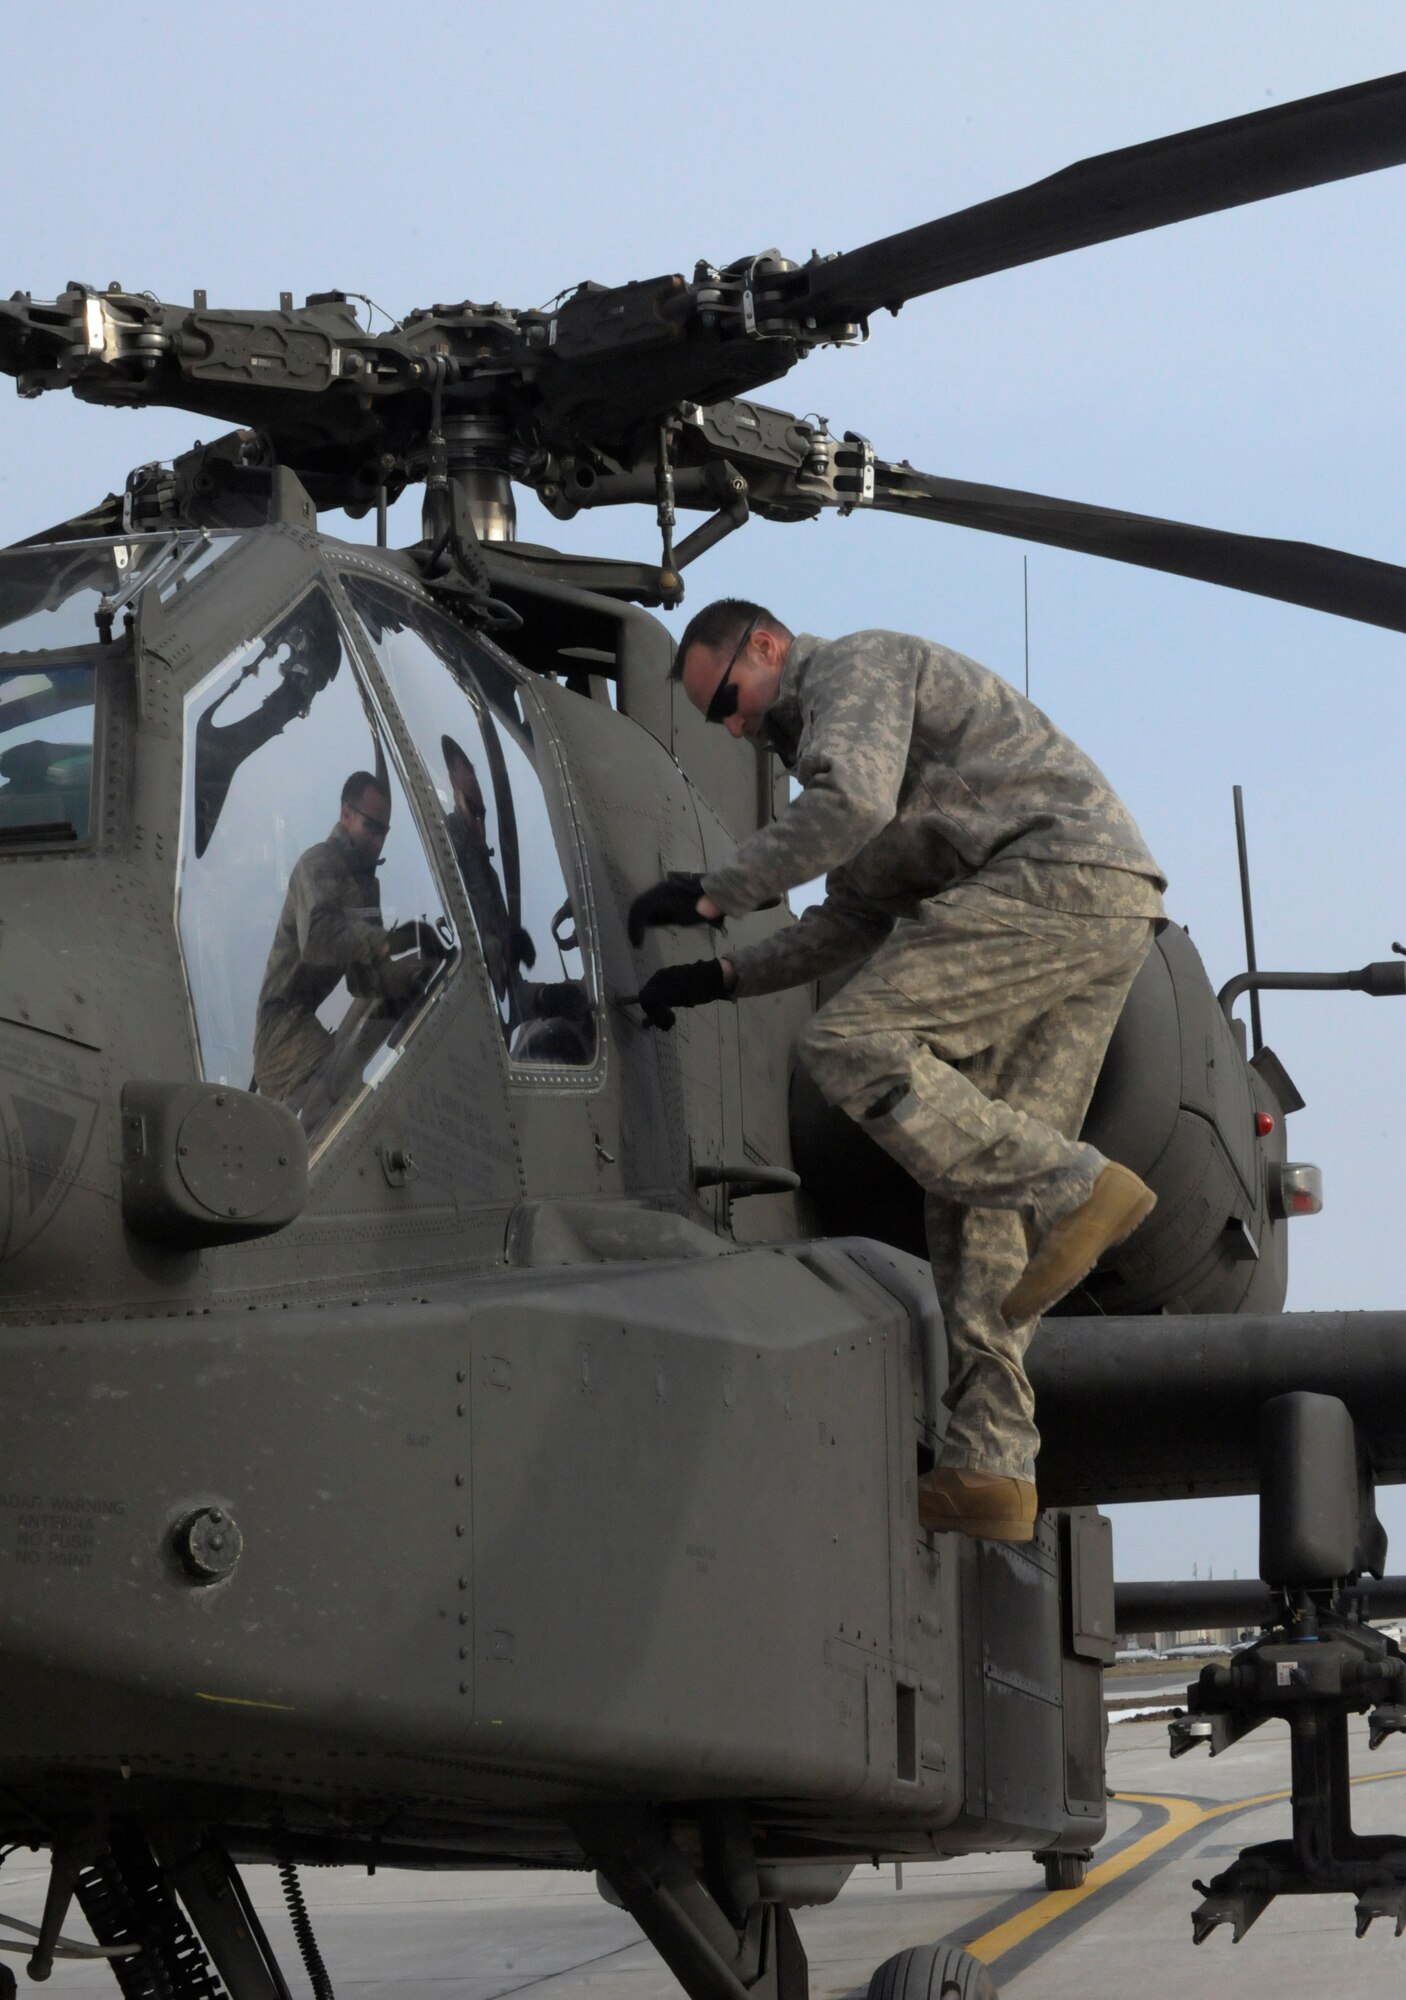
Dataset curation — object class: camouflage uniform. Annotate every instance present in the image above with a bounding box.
[253,821,390,1108]
[701,630,1167,1483]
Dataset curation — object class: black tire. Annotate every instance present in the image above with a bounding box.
[1041,1850,1088,1890]
[867,1941,1000,2000]
[0,1964,16,2000]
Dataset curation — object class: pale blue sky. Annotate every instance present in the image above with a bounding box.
[2,3,1402,1579]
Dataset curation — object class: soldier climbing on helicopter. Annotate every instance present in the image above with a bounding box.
[629,600,1167,1543]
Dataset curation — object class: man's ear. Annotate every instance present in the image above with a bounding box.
[754,625,784,666]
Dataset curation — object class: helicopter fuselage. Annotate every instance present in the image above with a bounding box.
[0,517,1339,1891]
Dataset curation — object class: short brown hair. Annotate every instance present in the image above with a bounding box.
[341,770,389,810]
[671,598,787,680]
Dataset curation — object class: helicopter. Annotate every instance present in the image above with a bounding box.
[0,66,1404,2000]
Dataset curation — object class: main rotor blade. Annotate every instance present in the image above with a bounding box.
[802,72,1406,322]
[872,463,1406,631]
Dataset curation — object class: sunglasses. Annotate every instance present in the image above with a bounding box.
[353,803,390,837]
[705,615,760,724]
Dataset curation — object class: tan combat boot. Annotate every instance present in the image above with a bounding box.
[918,1467,1038,1542]
[1002,1161,1156,1324]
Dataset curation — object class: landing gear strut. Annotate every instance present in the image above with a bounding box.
[575,1808,1001,2000]
[576,1807,807,2000]
[18,1822,327,2000]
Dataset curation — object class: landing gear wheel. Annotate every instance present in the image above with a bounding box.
[1040,1850,1088,1890]
[867,1941,1000,2000]
[0,1964,16,2000]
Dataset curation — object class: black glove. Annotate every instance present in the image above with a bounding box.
[510,924,537,970]
[627,873,724,947]
[637,959,728,1030]
[532,980,593,1025]
[387,919,450,961]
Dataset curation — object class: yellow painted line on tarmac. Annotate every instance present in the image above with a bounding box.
[964,1793,1204,1965]
[966,1768,1406,1968]
[194,1691,295,1711]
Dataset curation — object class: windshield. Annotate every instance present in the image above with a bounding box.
[0,660,95,843]
[344,574,599,1071]
[0,534,230,653]
[178,584,458,1148]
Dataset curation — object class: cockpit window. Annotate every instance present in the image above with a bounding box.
[0,661,96,845]
[343,574,599,1073]
[0,535,218,653]
[177,584,457,1150]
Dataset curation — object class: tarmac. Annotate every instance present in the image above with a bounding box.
[7,1711,1406,1999]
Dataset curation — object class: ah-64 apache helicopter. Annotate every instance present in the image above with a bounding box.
[0,68,1404,2000]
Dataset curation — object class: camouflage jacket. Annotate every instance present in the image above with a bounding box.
[700,631,1167,998]
[253,821,389,1098]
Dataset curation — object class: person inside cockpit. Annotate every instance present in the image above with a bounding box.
[253,769,431,1130]
[440,734,593,1063]
[442,736,535,1017]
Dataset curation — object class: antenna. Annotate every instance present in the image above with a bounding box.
[1022,556,1030,698]
[1233,784,1264,1056]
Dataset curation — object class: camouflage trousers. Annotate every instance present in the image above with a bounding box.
[798,879,1155,1482]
